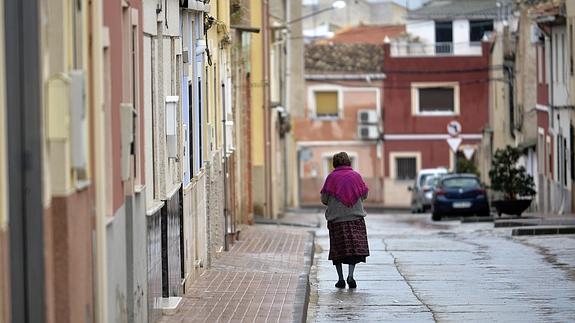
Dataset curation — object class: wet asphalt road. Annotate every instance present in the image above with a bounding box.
[307,213,575,322]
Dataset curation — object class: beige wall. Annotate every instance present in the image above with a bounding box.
[299,144,383,204]
[514,10,538,145]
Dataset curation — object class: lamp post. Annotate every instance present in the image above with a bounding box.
[268,0,345,211]
[280,0,346,27]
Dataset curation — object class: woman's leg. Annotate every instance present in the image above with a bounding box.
[348,264,355,279]
[335,263,345,288]
[347,264,357,288]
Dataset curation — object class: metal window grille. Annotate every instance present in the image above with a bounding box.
[396,157,416,180]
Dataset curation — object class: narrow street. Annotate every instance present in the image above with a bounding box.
[308,213,575,322]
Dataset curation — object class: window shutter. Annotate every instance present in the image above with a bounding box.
[315,91,338,116]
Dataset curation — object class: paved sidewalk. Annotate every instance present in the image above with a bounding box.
[160,224,315,323]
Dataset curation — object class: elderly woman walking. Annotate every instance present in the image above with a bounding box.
[321,152,370,289]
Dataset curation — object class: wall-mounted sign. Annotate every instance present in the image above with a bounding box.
[447,120,462,137]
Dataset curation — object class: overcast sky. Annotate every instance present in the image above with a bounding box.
[392,0,428,9]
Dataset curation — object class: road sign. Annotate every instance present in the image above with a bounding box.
[462,146,475,160]
[447,120,462,137]
[447,137,462,152]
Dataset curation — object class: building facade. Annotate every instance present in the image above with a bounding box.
[295,42,386,206]
[531,0,573,214]
[383,1,495,207]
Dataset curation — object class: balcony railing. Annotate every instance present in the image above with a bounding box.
[389,41,483,57]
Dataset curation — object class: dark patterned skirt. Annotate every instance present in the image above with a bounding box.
[328,218,370,265]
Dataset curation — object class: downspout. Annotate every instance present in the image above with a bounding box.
[284,0,290,211]
[222,80,229,251]
[263,0,273,218]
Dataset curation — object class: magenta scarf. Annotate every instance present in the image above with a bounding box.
[321,166,368,207]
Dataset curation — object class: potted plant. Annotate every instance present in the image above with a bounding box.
[489,146,536,216]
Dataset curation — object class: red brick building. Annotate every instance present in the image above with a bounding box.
[381,41,491,207]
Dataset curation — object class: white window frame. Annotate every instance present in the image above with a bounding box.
[411,82,460,116]
[390,152,421,181]
[308,85,343,120]
[322,152,358,178]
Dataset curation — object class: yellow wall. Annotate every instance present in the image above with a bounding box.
[250,0,264,166]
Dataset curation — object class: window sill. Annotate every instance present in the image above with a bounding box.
[312,116,341,121]
[146,200,165,216]
[75,179,91,192]
[414,112,457,117]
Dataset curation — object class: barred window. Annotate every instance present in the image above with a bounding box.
[396,157,416,180]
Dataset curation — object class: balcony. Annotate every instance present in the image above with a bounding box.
[389,41,483,57]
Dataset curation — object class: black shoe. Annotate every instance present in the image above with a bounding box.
[335,280,346,288]
[347,277,357,289]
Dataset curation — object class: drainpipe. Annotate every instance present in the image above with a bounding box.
[263,0,273,218]
[222,81,229,251]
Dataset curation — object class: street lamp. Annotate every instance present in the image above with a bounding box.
[285,0,346,25]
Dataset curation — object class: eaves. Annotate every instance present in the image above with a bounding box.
[305,73,386,81]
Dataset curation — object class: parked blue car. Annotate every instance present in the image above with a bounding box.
[431,174,490,221]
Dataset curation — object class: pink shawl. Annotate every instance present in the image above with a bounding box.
[320,166,368,207]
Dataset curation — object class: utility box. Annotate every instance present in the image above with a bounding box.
[120,103,134,180]
[358,125,380,140]
[69,70,87,173]
[357,109,378,124]
[165,96,179,159]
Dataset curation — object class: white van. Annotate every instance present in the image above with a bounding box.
[409,167,448,213]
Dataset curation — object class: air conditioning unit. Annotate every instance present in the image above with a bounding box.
[358,125,379,140]
[357,109,378,124]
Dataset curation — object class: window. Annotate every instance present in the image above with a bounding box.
[538,130,545,175]
[314,90,339,118]
[537,46,543,83]
[571,25,574,76]
[435,21,452,54]
[555,35,559,82]
[396,157,417,180]
[561,33,566,83]
[571,124,574,181]
[443,177,480,188]
[564,137,568,186]
[412,83,459,115]
[469,20,493,42]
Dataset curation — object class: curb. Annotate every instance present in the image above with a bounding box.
[253,215,320,228]
[293,230,316,323]
[496,219,575,228]
[512,226,575,236]
[461,216,495,223]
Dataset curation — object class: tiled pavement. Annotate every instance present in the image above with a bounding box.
[160,224,315,323]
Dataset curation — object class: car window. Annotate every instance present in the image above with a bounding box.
[419,174,431,187]
[425,176,439,187]
[442,177,480,188]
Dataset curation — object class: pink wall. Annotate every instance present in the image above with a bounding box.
[104,0,144,211]
[293,80,383,141]
[104,0,124,211]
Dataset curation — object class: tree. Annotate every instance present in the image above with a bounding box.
[456,153,480,176]
[488,146,536,200]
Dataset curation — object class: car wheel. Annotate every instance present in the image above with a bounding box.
[431,212,441,221]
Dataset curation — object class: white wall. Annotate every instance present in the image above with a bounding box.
[551,26,569,106]
[406,20,435,44]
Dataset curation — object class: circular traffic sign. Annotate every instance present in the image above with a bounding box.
[447,120,462,137]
